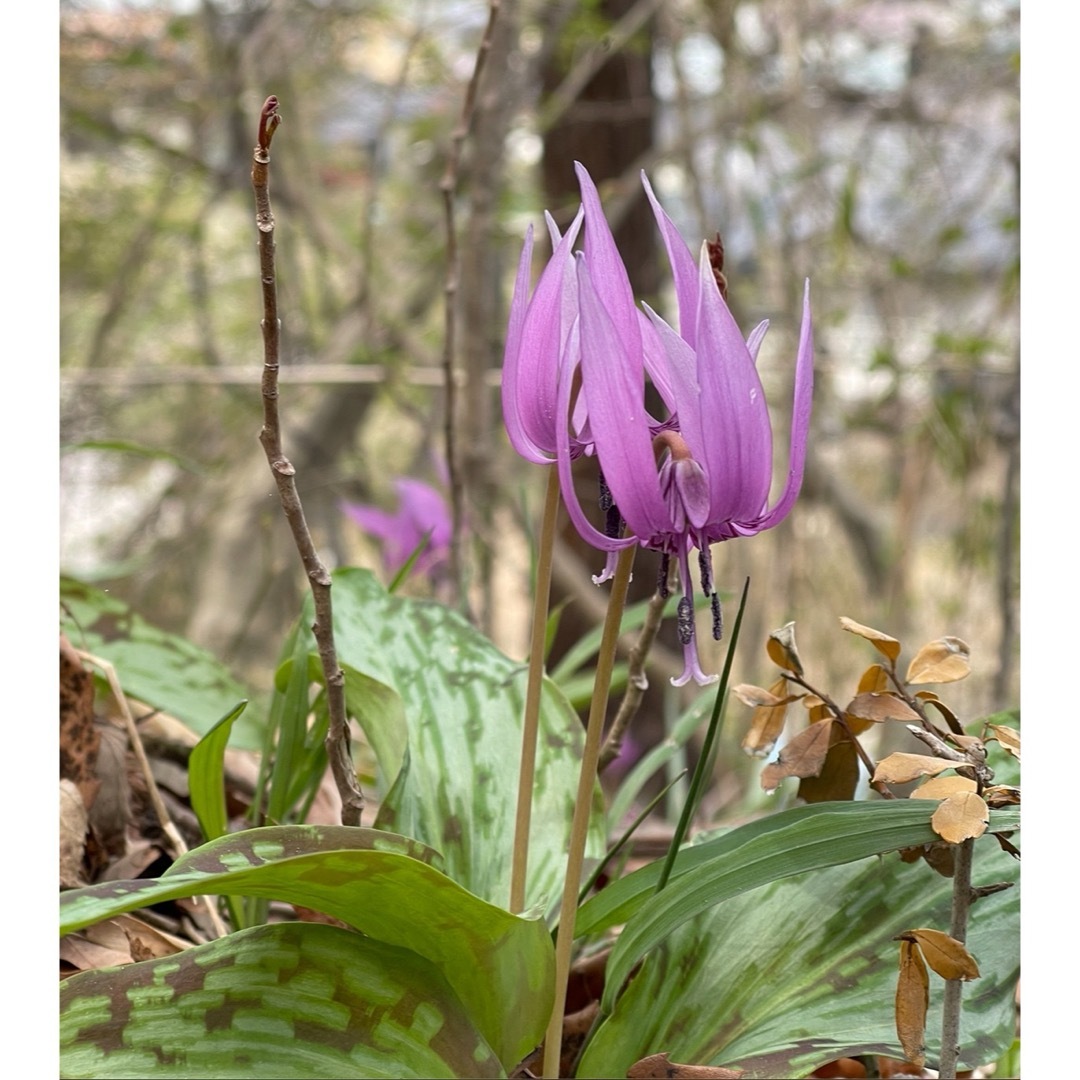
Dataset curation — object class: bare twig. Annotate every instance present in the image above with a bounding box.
[598,566,674,772]
[75,650,229,940]
[439,0,502,613]
[251,95,364,827]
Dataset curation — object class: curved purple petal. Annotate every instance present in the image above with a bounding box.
[641,171,700,348]
[576,255,672,546]
[692,242,774,524]
[741,278,814,533]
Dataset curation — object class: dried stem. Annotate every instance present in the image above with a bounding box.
[76,650,228,940]
[598,569,673,773]
[938,837,975,1079]
[542,545,636,1080]
[510,467,561,913]
[251,96,364,827]
[439,0,501,612]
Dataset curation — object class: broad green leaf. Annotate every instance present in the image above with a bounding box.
[188,701,246,842]
[59,577,263,749]
[593,802,1019,1008]
[60,922,504,1078]
[59,825,551,1068]
[340,662,408,795]
[305,568,604,909]
[578,836,1019,1078]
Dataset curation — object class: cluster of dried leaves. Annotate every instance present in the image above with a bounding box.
[735,616,1020,1073]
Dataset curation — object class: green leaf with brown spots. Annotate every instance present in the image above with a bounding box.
[578,832,1019,1078]
[60,577,263,749]
[304,568,604,911]
[59,825,552,1069]
[60,922,505,1078]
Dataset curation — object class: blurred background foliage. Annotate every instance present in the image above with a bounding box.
[60,0,1019,802]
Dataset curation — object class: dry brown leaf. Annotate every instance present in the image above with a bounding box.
[895,938,928,1067]
[626,1053,744,1078]
[917,693,963,734]
[59,780,89,889]
[906,928,980,981]
[839,617,901,662]
[931,791,989,843]
[987,724,1020,761]
[741,676,792,758]
[983,784,1021,808]
[873,753,957,785]
[798,726,859,803]
[761,720,835,793]
[910,775,977,800]
[766,621,803,675]
[845,692,921,725]
[733,683,787,708]
[857,664,890,694]
[905,637,971,685]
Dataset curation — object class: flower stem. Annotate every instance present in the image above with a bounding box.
[510,467,561,914]
[542,544,636,1080]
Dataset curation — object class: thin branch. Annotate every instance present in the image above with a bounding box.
[439,0,502,613]
[598,565,673,772]
[250,95,364,827]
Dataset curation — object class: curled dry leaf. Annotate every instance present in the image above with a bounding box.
[983,784,1021,808]
[845,692,921,725]
[766,621,803,675]
[740,676,793,759]
[873,752,957,785]
[733,683,787,709]
[987,724,1021,761]
[895,938,929,1068]
[916,692,964,735]
[904,928,980,981]
[839,617,901,663]
[910,775,977,800]
[931,790,989,843]
[761,719,835,793]
[905,637,971,685]
[626,1052,744,1078]
[857,663,889,694]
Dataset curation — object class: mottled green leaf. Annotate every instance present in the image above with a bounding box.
[578,836,1019,1078]
[306,568,604,910]
[60,922,504,1078]
[595,803,1018,1012]
[59,825,551,1068]
[60,577,263,749]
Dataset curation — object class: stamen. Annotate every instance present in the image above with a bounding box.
[656,553,671,599]
[604,504,622,539]
[711,593,724,641]
[677,596,694,646]
[698,548,713,596]
[598,470,613,512]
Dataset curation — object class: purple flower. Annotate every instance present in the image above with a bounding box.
[505,163,814,687]
[341,477,451,581]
